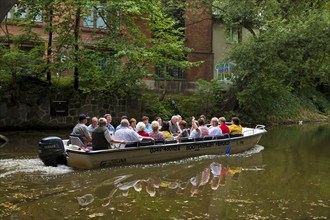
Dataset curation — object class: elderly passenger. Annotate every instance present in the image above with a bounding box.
[208,117,223,136]
[72,114,92,145]
[92,118,125,150]
[114,119,154,143]
[136,121,150,137]
[149,121,165,141]
[87,117,98,135]
[168,115,180,135]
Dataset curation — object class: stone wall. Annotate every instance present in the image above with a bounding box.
[0,93,142,129]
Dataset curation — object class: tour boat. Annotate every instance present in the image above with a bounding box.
[38,125,266,169]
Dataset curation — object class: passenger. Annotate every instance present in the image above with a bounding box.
[155,117,163,129]
[92,118,125,150]
[198,118,209,137]
[177,120,190,140]
[199,115,207,124]
[189,117,201,138]
[104,113,115,133]
[87,117,98,135]
[219,117,230,134]
[116,115,128,131]
[229,117,243,136]
[160,121,174,140]
[149,121,165,141]
[209,117,223,136]
[129,118,137,130]
[176,114,183,133]
[168,115,180,135]
[136,121,150,137]
[71,114,92,145]
[114,119,154,143]
[142,116,152,133]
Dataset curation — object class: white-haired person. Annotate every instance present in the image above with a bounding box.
[208,117,223,136]
[149,121,165,141]
[92,118,125,150]
[168,115,180,135]
[136,121,150,137]
[114,119,154,143]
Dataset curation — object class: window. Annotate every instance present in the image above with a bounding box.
[82,5,120,30]
[155,65,185,80]
[226,27,241,44]
[6,5,42,22]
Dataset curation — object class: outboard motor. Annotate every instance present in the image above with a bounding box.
[38,136,67,167]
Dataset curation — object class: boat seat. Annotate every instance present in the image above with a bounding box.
[215,134,230,139]
[139,141,154,146]
[230,134,243,138]
[125,142,138,148]
[194,137,203,142]
[203,136,213,141]
[154,140,165,145]
[180,138,194,143]
[70,134,84,142]
[165,139,177,144]
[69,136,84,147]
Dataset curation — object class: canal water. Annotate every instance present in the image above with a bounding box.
[0,123,329,219]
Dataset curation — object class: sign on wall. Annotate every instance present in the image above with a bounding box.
[215,63,235,82]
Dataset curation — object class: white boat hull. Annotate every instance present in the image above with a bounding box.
[65,127,266,169]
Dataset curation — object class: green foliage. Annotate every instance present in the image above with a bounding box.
[221,2,330,122]
[1,0,198,97]
[141,93,173,120]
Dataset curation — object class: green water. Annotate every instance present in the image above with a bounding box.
[0,123,329,219]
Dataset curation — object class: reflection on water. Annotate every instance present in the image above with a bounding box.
[97,162,244,207]
[0,124,329,219]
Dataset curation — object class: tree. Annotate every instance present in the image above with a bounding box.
[1,0,199,96]
[223,1,330,122]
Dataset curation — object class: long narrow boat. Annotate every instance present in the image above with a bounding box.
[38,125,266,169]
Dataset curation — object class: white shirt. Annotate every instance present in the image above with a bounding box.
[114,127,143,142]
[209,126,223,136]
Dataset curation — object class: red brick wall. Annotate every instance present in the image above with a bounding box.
[185,0,213,81]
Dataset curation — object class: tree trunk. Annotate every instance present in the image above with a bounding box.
[46,7,53,84]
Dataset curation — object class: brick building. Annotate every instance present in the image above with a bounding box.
[0,1,214,93]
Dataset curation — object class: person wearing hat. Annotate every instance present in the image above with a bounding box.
[71,114,92,145]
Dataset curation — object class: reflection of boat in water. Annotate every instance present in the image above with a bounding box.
[0,134,8,148]
[88,159,264,207]
[38,126,267,169]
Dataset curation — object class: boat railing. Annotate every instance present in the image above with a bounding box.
[255,124,266,130]
[243,124,266,135]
